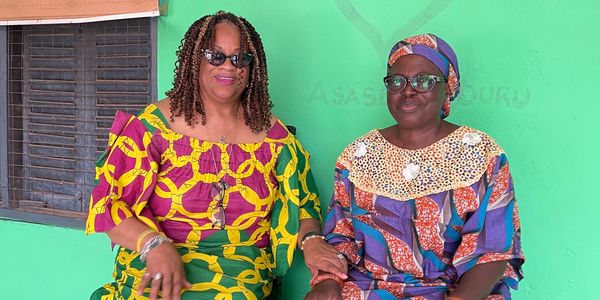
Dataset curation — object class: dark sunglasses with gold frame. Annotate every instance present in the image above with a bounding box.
[201,49,253,68]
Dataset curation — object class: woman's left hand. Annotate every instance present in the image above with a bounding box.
[302,238,348,279]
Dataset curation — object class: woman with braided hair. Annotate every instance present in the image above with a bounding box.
[86,11,345,300]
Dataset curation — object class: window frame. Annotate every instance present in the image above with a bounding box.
[0,17,158,228]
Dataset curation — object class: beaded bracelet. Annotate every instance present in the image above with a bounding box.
[136,229,156,252]
[310,273,344,289]
[300,231,324,251]
[139,234,172,262]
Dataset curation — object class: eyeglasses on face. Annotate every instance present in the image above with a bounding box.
[383,73,446,94]
[208,180,228,229]
[201,49,253,68]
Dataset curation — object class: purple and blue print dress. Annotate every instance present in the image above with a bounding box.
[323,127,524,300]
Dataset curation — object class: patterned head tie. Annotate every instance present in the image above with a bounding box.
[387,33,460,118]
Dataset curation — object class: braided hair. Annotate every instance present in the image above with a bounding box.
[166,11,273,133]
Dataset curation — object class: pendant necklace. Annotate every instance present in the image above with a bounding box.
[211,108,240,144]
[207,109,239,227]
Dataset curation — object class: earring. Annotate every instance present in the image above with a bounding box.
[440,97,451,119]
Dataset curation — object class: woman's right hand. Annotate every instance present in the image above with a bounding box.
[137,242,192,300]
[302,238,348,279]
[304,280,343,300]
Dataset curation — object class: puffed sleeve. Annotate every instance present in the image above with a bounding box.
[452,153,525,291]
[295,139,321,221]
[85,111,160,234]
[270,136,321,276]
[323,162,363,266]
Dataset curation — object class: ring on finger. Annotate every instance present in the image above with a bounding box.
[336,253,345,260]
[153,272,163,281]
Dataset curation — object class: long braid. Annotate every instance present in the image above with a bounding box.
[236,16,273,133]
[190,16,216,125]
[166,11,273,133]
[168,16,206,123]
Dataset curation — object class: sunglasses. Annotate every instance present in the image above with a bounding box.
[201,49,253,68]
[383,73,445,94]
[208,179,228,229]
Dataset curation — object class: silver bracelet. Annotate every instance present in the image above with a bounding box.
[300,234,325,251]
[139,234,172,262]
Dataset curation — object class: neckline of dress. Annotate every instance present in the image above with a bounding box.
[373,126,466,152]
[147,103,284,146]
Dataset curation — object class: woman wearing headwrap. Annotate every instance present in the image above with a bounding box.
[305,34,524,300]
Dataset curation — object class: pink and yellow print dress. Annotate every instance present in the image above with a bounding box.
[86,104,320,300]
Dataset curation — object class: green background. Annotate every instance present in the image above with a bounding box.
[2,0,599,299]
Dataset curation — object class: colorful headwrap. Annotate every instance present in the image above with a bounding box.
[387,34,460,118]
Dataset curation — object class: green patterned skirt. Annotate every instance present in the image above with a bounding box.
[91,232,278,300]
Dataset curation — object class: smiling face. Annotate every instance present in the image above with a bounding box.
[386,54,450,129]
[198,21,250,104]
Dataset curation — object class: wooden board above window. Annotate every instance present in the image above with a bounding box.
[0,0,166,25]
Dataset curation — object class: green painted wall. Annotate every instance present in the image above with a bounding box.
[2,0,599,299]
[0,220,114,298]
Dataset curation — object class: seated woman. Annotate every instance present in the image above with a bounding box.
[306,34,525,300]
[86,11,345,300]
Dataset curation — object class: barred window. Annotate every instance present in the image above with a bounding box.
[1,18,156,226]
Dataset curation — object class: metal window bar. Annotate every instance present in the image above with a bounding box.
[1,26,9,208]
[4,18,154,221]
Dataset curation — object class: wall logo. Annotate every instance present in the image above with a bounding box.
[310,1,532,110]
[459,85,532,110]
[309,0,455,107]
[335,0,454,60]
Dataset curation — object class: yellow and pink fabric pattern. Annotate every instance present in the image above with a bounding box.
[86,104,321,300]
